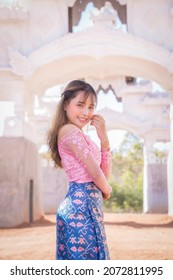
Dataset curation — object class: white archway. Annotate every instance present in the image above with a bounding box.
[9,27,173,94]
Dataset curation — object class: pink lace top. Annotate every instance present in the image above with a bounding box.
[58,127,111,184]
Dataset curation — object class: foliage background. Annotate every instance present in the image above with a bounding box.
[104,132,144,213]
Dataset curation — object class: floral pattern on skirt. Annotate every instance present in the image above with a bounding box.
[56,181,110,260]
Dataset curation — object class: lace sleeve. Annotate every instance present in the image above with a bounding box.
[62,128,112,194]
[100,150,112,179]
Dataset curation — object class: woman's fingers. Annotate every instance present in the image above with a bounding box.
[102,192,111,200]
[90,114,108,142]
[91,114,105,127]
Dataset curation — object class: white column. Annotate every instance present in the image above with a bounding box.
[167,94,173,216]
[143,139,168,213]
[143,141,154,213]
[143,146,148,213]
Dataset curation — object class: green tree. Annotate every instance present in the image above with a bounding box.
[104,132,144,212]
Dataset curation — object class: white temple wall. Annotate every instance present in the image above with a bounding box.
[42,166,67,214]
[127,0,173,50]
[0,137,43,227]
[167,94,173,216]
[167,142,173,216]
[0,0,68,67]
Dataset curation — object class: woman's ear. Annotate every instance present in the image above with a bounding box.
[63,102,66,111]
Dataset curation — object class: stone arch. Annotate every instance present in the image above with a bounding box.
[96,108,146,138]
[21,28,173,95]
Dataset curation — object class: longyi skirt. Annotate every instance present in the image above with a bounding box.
[56,181,110,260]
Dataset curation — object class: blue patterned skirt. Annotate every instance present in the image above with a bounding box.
[56,181,110,260]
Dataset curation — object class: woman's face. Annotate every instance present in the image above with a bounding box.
[64,91,96,129]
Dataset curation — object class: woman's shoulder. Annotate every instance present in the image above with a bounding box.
[58,124,80,143]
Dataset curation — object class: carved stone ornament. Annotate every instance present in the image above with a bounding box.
[8,47,35,78]
[33,26,169,65]
[91,2,119,27]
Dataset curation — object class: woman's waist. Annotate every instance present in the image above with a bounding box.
[69,180,94,186]
[66,171,93,183]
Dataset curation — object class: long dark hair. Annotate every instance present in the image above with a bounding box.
[47,80,97,168]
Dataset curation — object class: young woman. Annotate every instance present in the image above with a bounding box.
[47,80,112,260]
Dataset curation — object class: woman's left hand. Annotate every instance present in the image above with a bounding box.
[90,114,110,151]
[90,114,107,140]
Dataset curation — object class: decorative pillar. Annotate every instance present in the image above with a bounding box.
[143,140,168,213]
[167,94,173,216]
[0,74,43,227]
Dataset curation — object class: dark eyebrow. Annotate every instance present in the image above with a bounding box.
[77,101,95,106]
[77,101,85,104]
